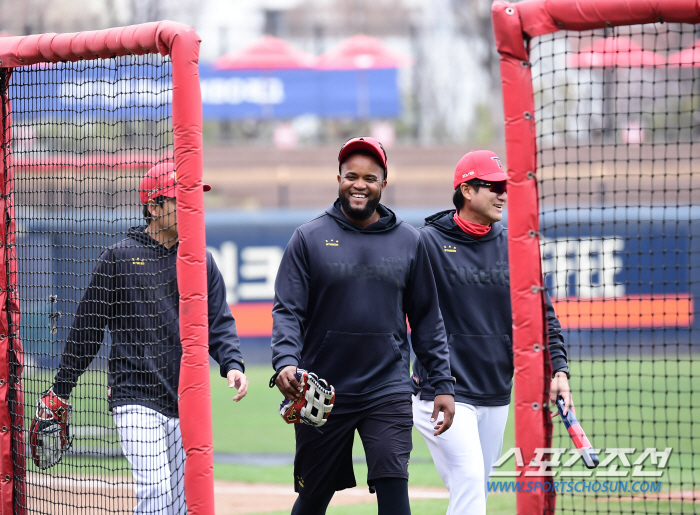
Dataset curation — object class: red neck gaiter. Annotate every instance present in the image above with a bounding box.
[454,212,491,238]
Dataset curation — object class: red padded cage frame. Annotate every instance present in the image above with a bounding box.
[0,22,212,515]
[491,1,700,513]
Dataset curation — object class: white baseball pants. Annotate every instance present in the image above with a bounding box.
[113,405,186,515]
[412,394,509,515]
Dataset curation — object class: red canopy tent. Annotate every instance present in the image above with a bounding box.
[568,37,664,141]
[569,37,665,68]
[667,42,700,67]
[213,35,316,70]
[316,35,412,70]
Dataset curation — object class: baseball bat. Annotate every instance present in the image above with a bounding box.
[556,396,599,469]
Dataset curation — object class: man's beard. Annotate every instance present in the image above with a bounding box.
[339,189,382,221]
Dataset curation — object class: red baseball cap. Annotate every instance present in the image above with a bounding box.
[139,162,211,204]
[338,137,388,176]
[453,150,507,189]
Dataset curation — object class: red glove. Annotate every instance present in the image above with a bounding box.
[30,388,73,469]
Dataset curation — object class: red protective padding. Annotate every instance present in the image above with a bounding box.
[0,78,11,515]
[0,92,27,515]
[493,1,700,513]
[0,22,211,515]
[492,2,555,514]
[169,27,215,515]
[511,0,700,39]
[0,22,172,66]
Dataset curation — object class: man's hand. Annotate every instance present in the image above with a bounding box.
[431,394,455,436]
[275,365,303,402]
[30,388,73,469]
[550,371,574,416]
[227,369,249,402]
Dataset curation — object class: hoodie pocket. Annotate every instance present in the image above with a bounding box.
[306,331,403,395]
[449,334,513,397]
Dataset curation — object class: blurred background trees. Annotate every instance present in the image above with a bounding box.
[0,0,503,146]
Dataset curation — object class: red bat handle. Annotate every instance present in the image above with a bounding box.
[556,396,599,469]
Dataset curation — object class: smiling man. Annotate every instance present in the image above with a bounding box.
[411,150,573,515]
[271,137,455,515]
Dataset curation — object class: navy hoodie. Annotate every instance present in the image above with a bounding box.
[53,226,245,417]
[412,210,568,406]
[272,201,455,412]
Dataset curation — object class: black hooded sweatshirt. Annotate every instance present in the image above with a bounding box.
[412,210,568,406]
[53,226,245,417]
[271,201,455,412]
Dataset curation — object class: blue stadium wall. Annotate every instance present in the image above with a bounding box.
[16,207,700,367]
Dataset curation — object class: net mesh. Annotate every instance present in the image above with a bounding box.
[4,55,181,514]
[530,24,699,513]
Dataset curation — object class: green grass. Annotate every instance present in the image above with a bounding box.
[210,364,295,454]
[209,364,511,484]
[215,463,294,484]
[210,364,516,465]
[550,359,700,488]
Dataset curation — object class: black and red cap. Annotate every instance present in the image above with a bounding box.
[453,150,507,189]
[338,137,388,176]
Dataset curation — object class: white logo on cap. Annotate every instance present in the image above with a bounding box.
[462,171,475,179]
[491,157,503,169]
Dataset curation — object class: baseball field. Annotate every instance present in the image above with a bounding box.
[209,358,699,514]
[20,357,699,514]
[208,364,500,514]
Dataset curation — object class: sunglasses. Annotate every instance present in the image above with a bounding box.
[469,179,507,195]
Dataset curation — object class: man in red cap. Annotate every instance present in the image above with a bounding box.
[411,150,574,514]
[138,162,212,248]
[272,137,455,515]
[33,162,247,515]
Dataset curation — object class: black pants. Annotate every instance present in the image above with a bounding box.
[291,477,411,515]
[293,398,413,499]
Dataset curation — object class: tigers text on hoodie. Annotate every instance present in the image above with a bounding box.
[412,209,568,406]
[271,201,455,412]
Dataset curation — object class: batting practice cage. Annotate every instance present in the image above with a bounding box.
[0,23,215,514]
[493,1,699,514]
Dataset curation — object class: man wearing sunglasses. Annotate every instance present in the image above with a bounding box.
[410,150,573,515]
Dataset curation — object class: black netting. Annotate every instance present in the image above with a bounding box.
[3,55,183,514]
[530,24,699,513]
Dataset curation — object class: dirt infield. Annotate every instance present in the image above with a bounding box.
[214,481,449,514]
[25,474,136,514]
[22,474,448,514]
[22,474,700,513]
